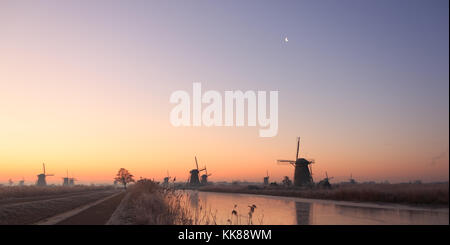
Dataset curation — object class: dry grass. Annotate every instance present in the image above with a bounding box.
[0,185,114,199]
[107,180,185,225]
[108,180,254,225]
[199,183,449,207]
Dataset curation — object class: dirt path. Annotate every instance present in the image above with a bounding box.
[56,192,125,225]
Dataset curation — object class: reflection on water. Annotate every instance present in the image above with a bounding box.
[184,191,448,225]
[188,191,199,209]
[295,202,311,225]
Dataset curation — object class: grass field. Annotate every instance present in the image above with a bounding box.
[0,185,114,199]
[0,186,119,225]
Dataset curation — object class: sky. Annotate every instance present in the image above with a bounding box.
[0,0,448,185]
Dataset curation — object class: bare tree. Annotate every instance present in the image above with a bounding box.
[282,176,292,187]
[114,168,135,189]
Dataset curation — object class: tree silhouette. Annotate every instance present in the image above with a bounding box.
[114,168,135,189]
[282,176,292,186]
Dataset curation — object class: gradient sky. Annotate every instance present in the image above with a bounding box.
[0,0,448,185]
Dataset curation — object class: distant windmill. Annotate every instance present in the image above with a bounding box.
[200,165,212,185]
[68,177,77,186]
[36,163,54,186]
[63,169,76,186]
[18,177,25,186]
[318,171,333,188]
[189,156,205,186]
[62,169,70,186]
[277,137,314,186]
[163,171,171,186]
[349,173,356,184]
[263,170,269,185]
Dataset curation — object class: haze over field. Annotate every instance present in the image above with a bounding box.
[0,0,448,184]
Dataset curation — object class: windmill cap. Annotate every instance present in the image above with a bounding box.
[295,158,312,165]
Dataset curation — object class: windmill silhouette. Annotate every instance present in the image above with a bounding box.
[200,165,212,185]
[277,137,314,186]
[163,171,171,186]
[36,163,54,186]
[263,170,269,185]
[349,173,356,184]
[318,172,333,188]
[63,169,70,186]
[189,156,205,186]
[19,177,25,186]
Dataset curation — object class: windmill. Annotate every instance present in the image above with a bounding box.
[200,166,212,185]
[318,171,333,188]
[277,137,314,186]
[163,171,171,186]
[36,163,54,186]
[18,177,25,186]
[69,172,77,186]
[68,177,77,186]
[62,169,70,186]
[263,170,269,185]
[349,173,356,184]
[63,170,76,186]
[189,156,205,186]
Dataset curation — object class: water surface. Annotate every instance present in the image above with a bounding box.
[184,191,448,225]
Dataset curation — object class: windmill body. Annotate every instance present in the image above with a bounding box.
[63,177,70,186]
[36,173,47,186]
[200,174,208,184]
[68,178,76,186]
[189,169,200,185]
[63,170,69,186]
[349,174,356,184]
[263,171,269,185]
[293,158,314,186]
